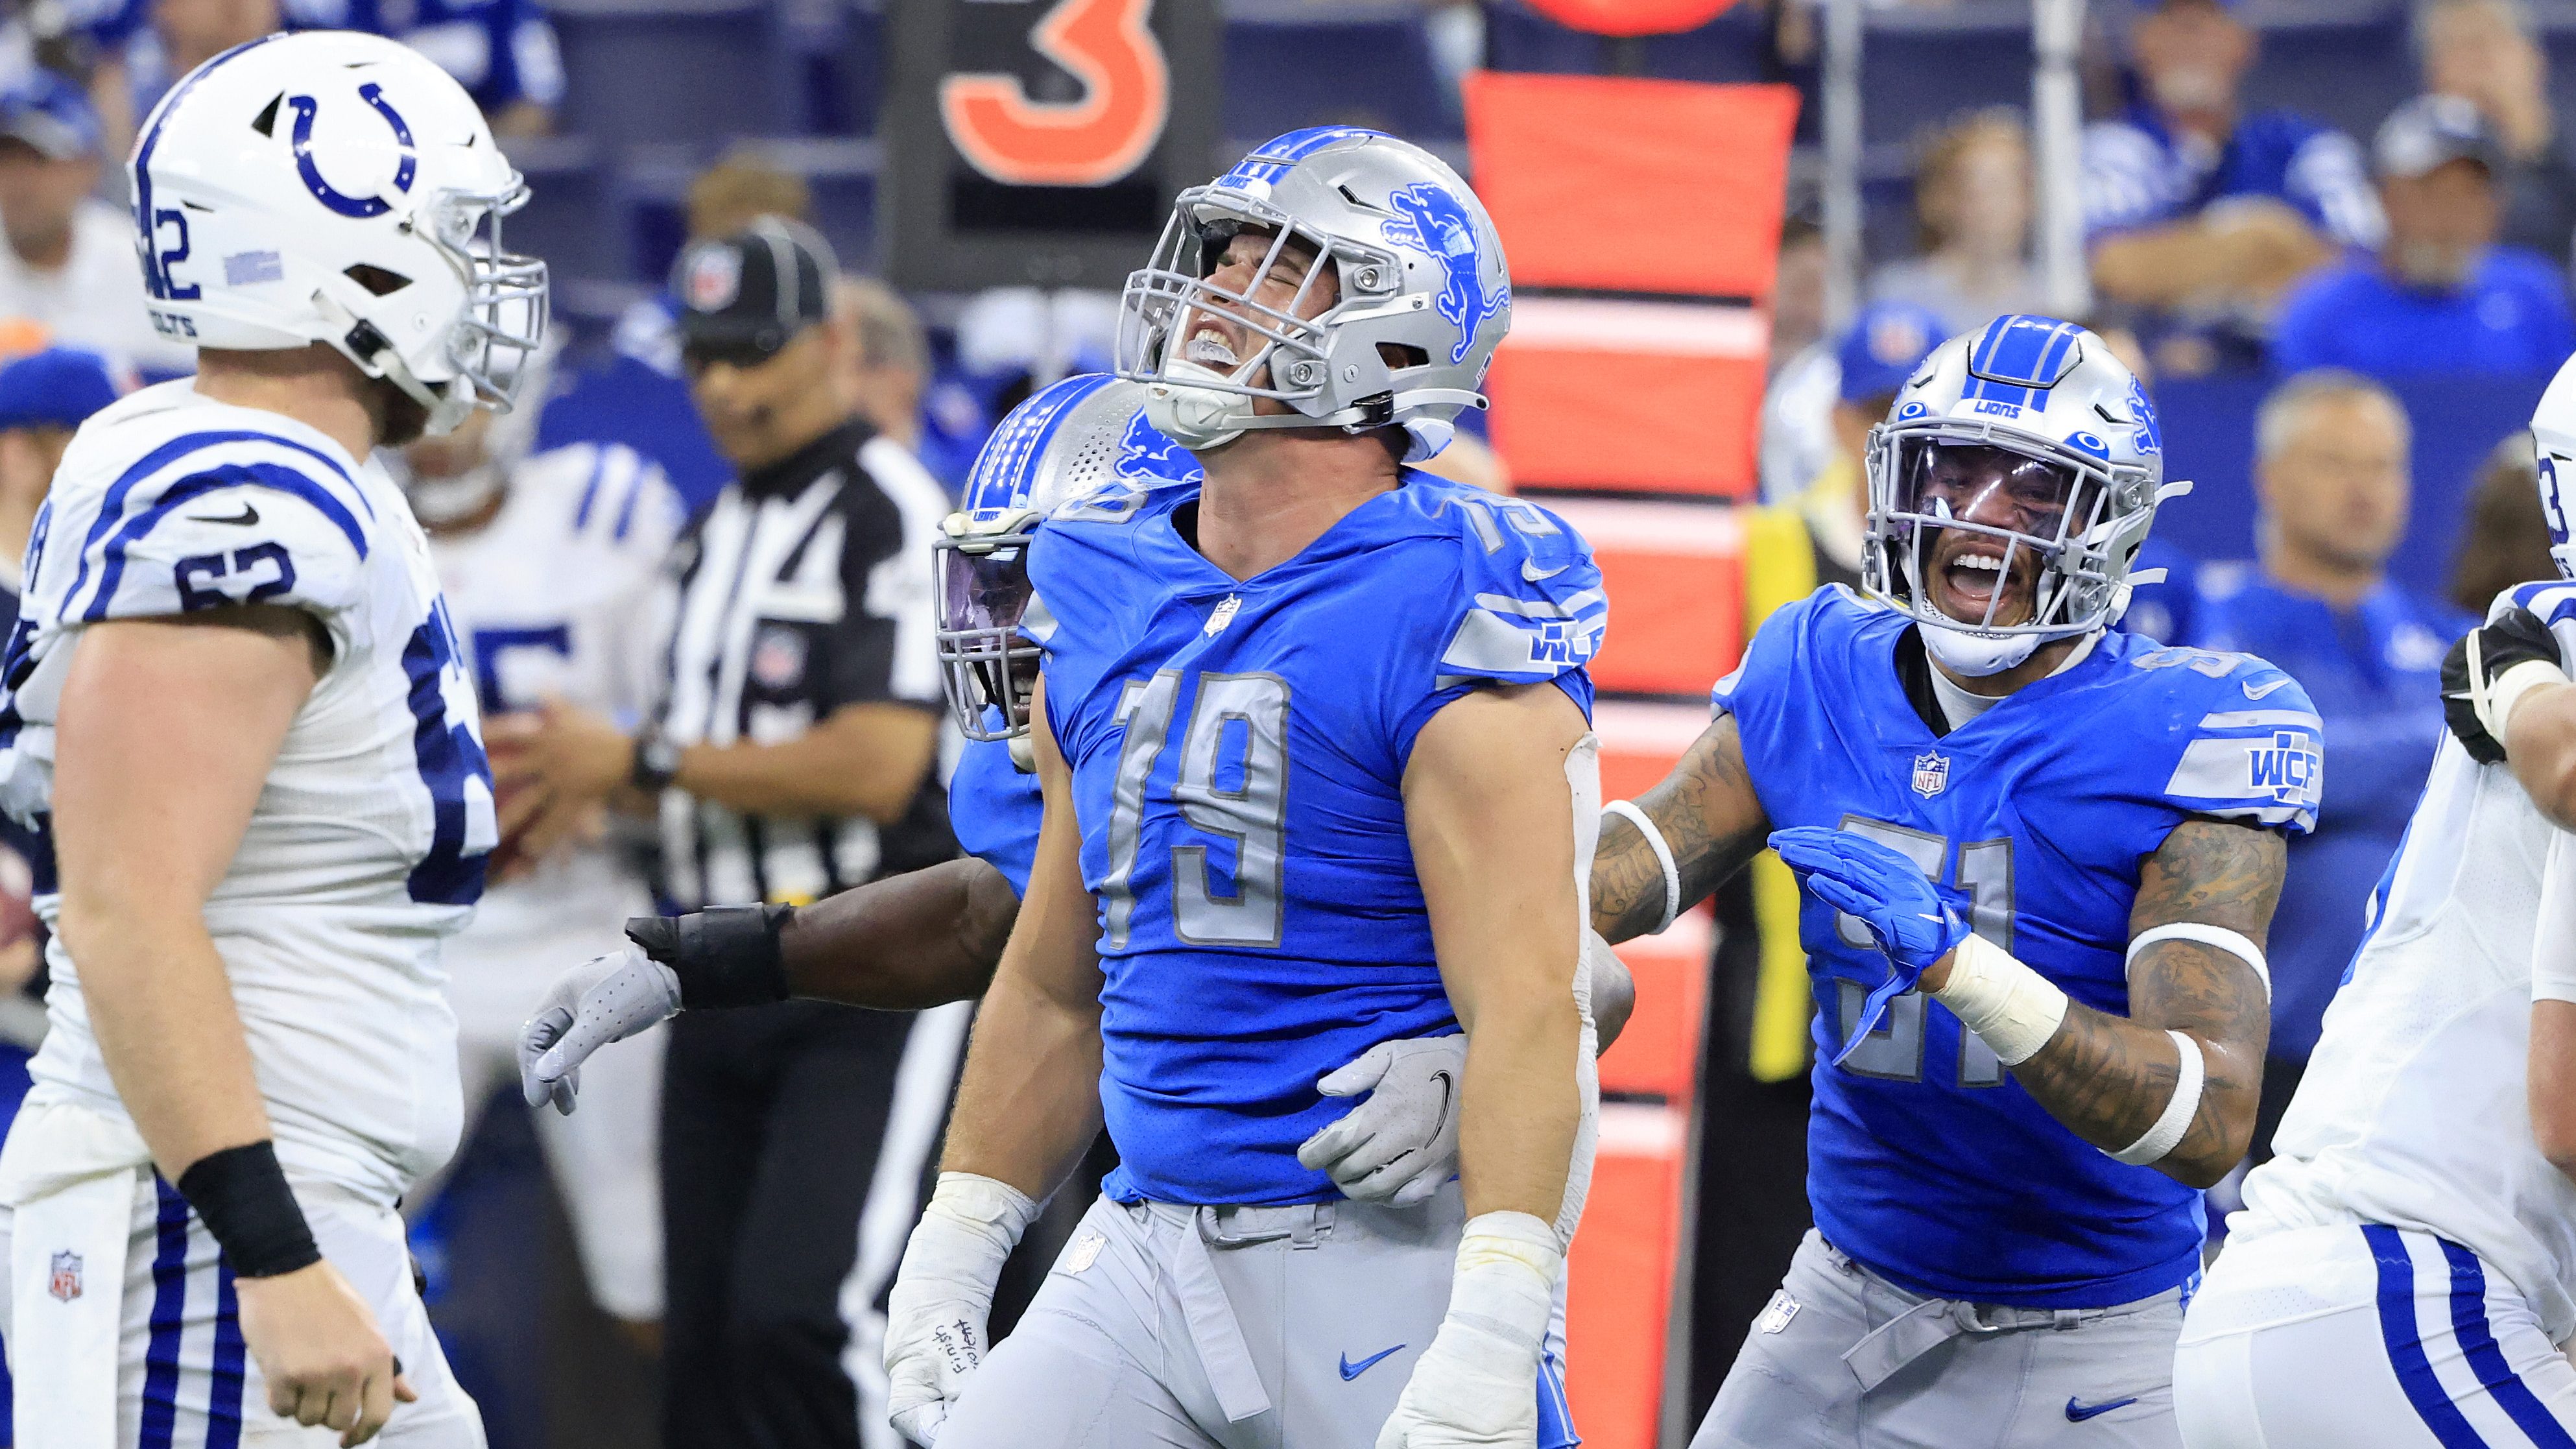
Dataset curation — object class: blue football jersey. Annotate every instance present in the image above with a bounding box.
[1718,587,2321,1307]
[1029,475,1604,1206]
[949,735,1041,898]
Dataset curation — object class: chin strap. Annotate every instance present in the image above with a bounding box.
[311,289,474,437]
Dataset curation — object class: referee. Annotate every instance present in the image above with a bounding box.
[495,219,960,1449]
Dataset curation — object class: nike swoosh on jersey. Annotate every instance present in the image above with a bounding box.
[1523,558,1567,582]
[1339,1345,1405,1381]
[188,501,261,527]
[2064,1396,2139,1422]
[2241,677,2291,701]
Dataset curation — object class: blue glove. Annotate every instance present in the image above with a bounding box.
[1769,825,1972,1065]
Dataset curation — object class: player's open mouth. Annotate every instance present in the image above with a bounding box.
[1185,324,1241,370]
[1933,542,2029,624]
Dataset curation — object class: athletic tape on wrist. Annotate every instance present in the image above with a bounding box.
[630,905,794,1009]
[2486,658,2570,745]
[1603,800,1678,935]
[2126,923,2271,1002]
[176,1140,320,1279]
[1930,934,2069,1066]
[2108,1030,2204,1166]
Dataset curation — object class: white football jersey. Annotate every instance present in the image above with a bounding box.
[2236,581,2576,1342]
[0,381,496,1205]
[429,440,678,1028]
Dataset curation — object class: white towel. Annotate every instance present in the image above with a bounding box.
[0,1097,152,1449]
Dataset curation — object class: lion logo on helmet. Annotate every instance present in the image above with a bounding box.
[1381,182,1507,366]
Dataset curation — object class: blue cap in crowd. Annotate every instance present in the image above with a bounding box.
[0,347,127,433]
[1835,300,1948,405]
[0,71,101,162]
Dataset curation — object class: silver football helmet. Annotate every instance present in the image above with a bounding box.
[1115,126,1510,461]
[1863,315,2189,676]
[934,374,1201,741]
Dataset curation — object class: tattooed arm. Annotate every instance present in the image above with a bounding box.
[1591,713,1773,944]
[1922,817,2280,1188]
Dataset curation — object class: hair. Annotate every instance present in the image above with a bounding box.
[2451,431,2559,610]
[2413,0,2533,58]
[1912,108,2030,252]
[2255,368,2411,461]
[686,150,811,243]
[835,276,926,376]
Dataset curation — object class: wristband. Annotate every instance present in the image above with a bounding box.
[2127,923,2270,1001]
[176,1140,320,1279]
[626,905,793,1009]
[1603,800,1678,935]
[2108,1030,2205,1166]
[1929,934,2070,1066]
[629,726,684,793]
[2485,658,2570,745]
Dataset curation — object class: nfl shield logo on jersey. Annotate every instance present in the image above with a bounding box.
[47,1249,80,1302]
[1912,752,1950,798]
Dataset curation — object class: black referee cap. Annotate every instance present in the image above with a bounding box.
[675,216,839,366]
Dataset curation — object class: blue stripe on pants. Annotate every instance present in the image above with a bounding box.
[139,1179,193,1449]
[2440,1239,2576,1449]
[208,1262,244,1449]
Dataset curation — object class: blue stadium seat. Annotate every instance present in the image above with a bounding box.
[502,138,617,285]
[551,3,793,145]
[1224,6,1460,142]
[2242,13,2410,145]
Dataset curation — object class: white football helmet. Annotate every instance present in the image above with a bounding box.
[130,31,547,435]
[2529,351,2576,581]
[1115,126,1509,461]
[1863,315,2189,675]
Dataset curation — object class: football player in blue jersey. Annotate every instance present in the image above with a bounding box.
[514,370,1629,1254]
[876,129,1604,1449]
[1588,315,2320,1448]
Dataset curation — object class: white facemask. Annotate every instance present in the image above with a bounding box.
[1143,359,1257,451]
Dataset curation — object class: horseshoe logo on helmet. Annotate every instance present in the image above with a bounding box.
[287,82,417,219]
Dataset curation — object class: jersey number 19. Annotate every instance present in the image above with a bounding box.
[1099,669,1290,951]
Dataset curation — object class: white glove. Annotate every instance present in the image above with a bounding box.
[1296,1035,1469,1206]
[518,942,683,1115]
[885,1172,1038,1446]
[1377,1212,1561,1449]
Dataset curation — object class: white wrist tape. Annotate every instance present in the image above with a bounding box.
[2127,924,2271,1003]
[1929,934,2069,1066]
[2108,1030,2204,1166]
[920,1171,1041,1264]
[1449,1211,1562,1352]
[1603,800,1678,935]
[2483,657,2571,747]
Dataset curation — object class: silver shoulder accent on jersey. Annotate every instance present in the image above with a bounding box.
[1115,128,1509,462]
[1861,315,2187,676]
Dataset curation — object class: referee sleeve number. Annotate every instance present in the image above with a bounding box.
[1099,669,1290,951]
[1830,816,2014,1088]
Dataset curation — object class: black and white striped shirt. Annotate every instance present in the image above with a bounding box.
[653,418,955,908]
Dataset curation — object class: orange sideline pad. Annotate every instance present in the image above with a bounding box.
[1463,73,1800,297]
[1599,904,1712,1099]
[1487,337,1767,496]
[1567,1103,1689,1449]
[1547,499,1745,697]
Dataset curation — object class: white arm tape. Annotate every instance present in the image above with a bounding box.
[2108,1030,2204,1166]
[2483,656,2570,745]
[1930,934,2070,1066]
[1603,799,1678,935]
[2126,924,2271,1003]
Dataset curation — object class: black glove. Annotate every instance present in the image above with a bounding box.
[625,905,794,1009]
[2442,607,2563,765]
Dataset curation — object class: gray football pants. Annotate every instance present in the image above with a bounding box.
[1692,1230,2190,1449]
[936,1188,1468,1449]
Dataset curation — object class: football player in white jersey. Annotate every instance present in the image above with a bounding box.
[2171,353,2576,1447]
[0,32,542,1448]
[395,344,680,1341]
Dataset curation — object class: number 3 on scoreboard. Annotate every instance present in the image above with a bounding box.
[940,0,1171,187]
